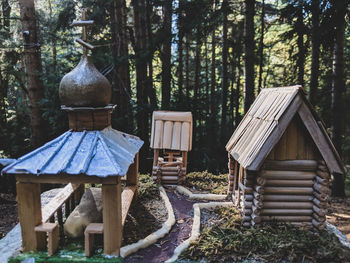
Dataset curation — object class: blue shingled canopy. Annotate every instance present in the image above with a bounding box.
[2,127,143,177]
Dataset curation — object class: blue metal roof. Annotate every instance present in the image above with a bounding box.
[2,127,143,177]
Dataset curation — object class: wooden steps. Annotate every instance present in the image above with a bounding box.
[35,223,59,256]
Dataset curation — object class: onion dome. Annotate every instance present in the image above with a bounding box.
[59,55,111,107]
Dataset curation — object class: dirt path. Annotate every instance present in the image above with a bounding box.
[124,189,196,263]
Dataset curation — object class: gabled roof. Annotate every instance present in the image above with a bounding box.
[226,85,344,174]
[2,127,143,177]
[150,111,193,151]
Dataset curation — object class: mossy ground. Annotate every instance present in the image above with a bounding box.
[8,174,161,263]
[180,207,350,263]
[184,171,227,194]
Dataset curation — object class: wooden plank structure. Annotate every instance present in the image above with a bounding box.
[150,111,193,185]
[1,10,143,257]
[226,86,345,230]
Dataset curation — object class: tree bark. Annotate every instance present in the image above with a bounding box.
[132,0,149,171]
[331,0,346,197]
[19,0,46,147]
[296,0,305,87]
[309,0,320,106]
[220,0,229,144]
[111,0,132,131]
[161,0,172,110]
[257,0,265,92]
[244,0,255,112]
[177,2,184,104]
[193,26,201,135]
[185,35,190,100]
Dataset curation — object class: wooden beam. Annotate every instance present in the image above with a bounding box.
[15,174,119,184]
[102,179,122,256]
[17,182,42,252]
[297,103,344,174]
[121,186,136,226]
[126,153,139,187]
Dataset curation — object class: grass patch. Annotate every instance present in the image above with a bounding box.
[181,207,350,262]
[184,171,227,194]
[8,239,122,263]
[137,173,160,200]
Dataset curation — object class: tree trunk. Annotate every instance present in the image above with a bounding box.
[208,24,216,147]
[185,35,190,100]
[146,0,157,110]
[220,0,229,144]
[111,0,132,131]
[331,0,346,197]
[132,0,149,172]
[193,27,201,136]
[177,3,184,104]
[296,0,305,87]
[19,0,46,147]
[161,0,172,110]
[309,0,320,106]
[244,0,255,112]
[257,0,265,92]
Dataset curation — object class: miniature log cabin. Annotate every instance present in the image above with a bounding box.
[150,111,192,185]
[226,86,344,230]
[2,12,143,257]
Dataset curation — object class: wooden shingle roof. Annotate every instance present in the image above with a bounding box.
[226,85,344,174]
[150,111,193,151]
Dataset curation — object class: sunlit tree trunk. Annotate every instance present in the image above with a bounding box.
[244,0,255,112]
[296,0,305,87]
[257,0,265,92]
[177,3,184,104]
[220,0,229,144]
[185,35,190,100]
[19,0,46,147]
[161,0,172,109]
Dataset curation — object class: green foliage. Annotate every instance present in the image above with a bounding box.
[137,173,160,200]
[181,207,350,262]
[184,171,227,195]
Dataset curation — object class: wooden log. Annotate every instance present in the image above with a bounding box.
[263,160,317,171]
[265,180,314,187]
[312,212,326,222]
[241,201,252,209]
[264,187,313,195]
[261,170,315,180]
[290,222,313,227]
[313,183,329,194]
[17,182,43,252]
[102,180,122,256]
[244,178,255,185]
[251,213,262,224]
[312,219,325,230]
[161,171,181,176]
[254,185,264,194]
[256,177,266,186]
[243,208,252,216]
[252,205,261,214]
[263,195,313,202]
[262,216,312,222]
[315,176,329,186]
[261,209,313,215]
[242,215,251,222]
[313,191,327,201]
[317,165,328,172]
[312,198,326,208]
[312,205,326,217]
[239,182,253,194]
[160,175,179,181]
[262,202,313,209]
[253,198,263,208]
[316,170,329,179]
[253,191,263,200]
[244,194,253,201]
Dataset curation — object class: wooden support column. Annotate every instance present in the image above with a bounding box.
[102,177,122,256]
[16,182,43,252]
[126,153,139,186]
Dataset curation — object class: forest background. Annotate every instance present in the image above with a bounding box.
[0,0,349,195]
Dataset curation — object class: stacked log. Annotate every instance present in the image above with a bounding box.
[311,160,329,230]
[242,170,255,227]
[227,154,235,196]
[152,165,186,185]
[258,160,317,226]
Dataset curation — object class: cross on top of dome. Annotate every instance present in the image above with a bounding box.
[72,9,95,56]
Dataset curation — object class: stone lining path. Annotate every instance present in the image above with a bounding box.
[124,189,196,263]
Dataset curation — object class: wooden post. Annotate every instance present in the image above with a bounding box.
[16,182,43,252]
[102,177,122,256]
[126,153,139,186]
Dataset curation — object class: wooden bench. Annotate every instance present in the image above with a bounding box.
[35,223,60,256]
[84,185,137,257]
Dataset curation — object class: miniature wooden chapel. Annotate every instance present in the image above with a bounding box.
[226,86,344,230]
[2,11,143,257]
[151,111,193,185]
